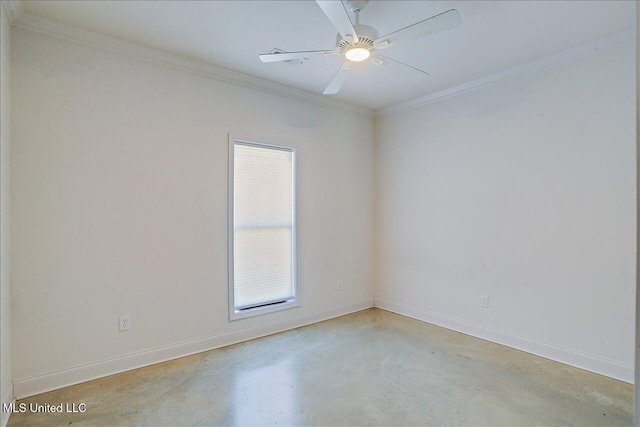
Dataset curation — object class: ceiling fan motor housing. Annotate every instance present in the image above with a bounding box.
[336,24,379,51]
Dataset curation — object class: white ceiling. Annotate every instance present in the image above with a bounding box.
[19,0,636,110]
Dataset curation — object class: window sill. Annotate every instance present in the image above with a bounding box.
[229,299,299,321]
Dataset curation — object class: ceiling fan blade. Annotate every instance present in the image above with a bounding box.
[259,50,340,63]
[316,1,359,43]
[370,55,428,83]
[323,63,351,95]
[374,9,461,49]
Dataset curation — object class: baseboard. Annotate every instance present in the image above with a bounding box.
[13,298,374,399]
[374,298,634,384]
[1,383,15,427]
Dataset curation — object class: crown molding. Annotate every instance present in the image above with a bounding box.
[9,10,635,122]
[12,12,374,120]
[1,0,23,25]
[375,27,636,119]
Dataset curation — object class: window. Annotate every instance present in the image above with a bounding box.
[228,136,298,320]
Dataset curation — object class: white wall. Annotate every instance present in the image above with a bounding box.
[375,44,636,382]
[10,27,374,396]
[0,3,13,426]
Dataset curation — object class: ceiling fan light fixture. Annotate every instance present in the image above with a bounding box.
[345,47,370,62]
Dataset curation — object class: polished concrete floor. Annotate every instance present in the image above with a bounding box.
[7,308,633,426]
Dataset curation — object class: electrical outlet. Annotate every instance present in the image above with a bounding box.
[119,315,130,331]
[480,295,489,308]
[337,281,343,291]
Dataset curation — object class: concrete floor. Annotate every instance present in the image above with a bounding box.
[7,308,633,426]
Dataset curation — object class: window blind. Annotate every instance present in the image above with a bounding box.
[232,142,295,310]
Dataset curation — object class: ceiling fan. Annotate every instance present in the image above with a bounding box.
[259,0,462,95]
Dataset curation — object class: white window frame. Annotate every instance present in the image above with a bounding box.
[228,134,299,321]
